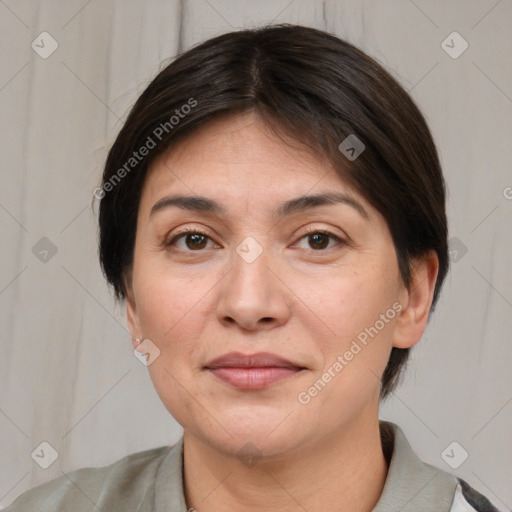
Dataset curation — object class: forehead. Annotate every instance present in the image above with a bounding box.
[138,112,372,218]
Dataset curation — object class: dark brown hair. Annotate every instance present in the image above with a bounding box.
[96,24,449,399]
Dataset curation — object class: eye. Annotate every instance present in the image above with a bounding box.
[294,229,345,251]
[166,228,219,251]
[166,227,345,252]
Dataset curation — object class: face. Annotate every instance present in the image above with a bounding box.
[126,112,421,458]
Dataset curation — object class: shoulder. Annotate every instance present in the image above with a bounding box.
[1,444,173,512]
[449,478,502,512]
[377,421,503,512]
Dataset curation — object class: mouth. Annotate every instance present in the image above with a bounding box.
[204,352,307,390]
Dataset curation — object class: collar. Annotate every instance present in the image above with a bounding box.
[373,421,458,511]
[155,435,187,512]
[154,421,458,512]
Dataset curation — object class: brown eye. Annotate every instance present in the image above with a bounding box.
[308,232,330,250]
[295,230,344,251]
[167,229,216,251]
[184,233,208,250]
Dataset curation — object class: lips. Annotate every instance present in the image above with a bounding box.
[205,352,303,369]
[204,352,306,390]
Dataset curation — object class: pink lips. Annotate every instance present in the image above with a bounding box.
[204,352,306,390]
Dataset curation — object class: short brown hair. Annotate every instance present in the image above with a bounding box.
[97,24,449,399]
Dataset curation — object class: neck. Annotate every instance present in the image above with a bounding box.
[182,408,388,512]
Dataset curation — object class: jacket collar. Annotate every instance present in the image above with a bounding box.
[373,421,458,511]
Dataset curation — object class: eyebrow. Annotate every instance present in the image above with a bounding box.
[149,192,368,219]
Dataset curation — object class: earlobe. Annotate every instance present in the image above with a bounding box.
[392,251,439,349]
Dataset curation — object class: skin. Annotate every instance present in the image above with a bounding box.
[125,111,439,512]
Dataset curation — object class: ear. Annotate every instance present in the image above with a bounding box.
[124,272,142,350]
[392,250,439,349]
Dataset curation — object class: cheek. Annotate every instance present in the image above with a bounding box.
[295,262,400,343]
[295,281,398,424]
[296,264,401,401]
[133,262,212,345]
[133,267,215,425]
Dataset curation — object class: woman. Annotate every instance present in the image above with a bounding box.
[4,24,500,512]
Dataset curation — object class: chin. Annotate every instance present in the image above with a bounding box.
[213,429,305,462]
[192,407,312,460]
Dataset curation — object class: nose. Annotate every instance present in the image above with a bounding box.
[215,239,291,332]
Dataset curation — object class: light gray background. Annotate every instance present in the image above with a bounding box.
[1,0,511,509]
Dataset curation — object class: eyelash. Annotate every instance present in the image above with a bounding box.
[165,226,345,252]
